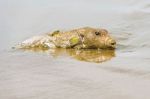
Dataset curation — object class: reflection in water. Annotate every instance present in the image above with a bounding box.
[21,48,115,63]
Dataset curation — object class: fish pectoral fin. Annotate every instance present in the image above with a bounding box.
[69,37,80,47]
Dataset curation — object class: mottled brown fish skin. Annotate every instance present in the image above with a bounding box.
[51,27,116,49]
[17,27,116,49]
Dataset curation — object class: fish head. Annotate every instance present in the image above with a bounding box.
[78,27,116,49]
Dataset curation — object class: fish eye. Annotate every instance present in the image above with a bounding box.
[95,32,100,35]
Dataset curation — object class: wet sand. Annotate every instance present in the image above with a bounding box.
[1,0,150,99]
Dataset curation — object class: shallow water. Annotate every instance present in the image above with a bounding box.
[1,0,150,99]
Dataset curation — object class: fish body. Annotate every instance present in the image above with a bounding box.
[17,27,116,49]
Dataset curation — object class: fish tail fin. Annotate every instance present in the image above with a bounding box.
[14,35,55,49]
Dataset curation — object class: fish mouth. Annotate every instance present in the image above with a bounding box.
[107,39,116,49]
[105,39,116,49]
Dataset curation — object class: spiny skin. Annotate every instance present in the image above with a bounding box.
[17,27,116,49]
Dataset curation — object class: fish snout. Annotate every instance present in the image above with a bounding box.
[110,40,116,45]
[108,39,116,49]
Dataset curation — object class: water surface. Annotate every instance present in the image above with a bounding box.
[0,0,150,99]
